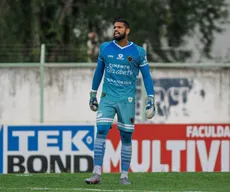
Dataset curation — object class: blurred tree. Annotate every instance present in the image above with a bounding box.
[0,0,228,62]
[85,0,229,62]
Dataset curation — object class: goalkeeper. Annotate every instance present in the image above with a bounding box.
[85,18,155,185]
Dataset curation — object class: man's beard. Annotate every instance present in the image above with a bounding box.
[114,32,126,41]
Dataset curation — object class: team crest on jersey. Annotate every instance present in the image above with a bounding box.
[101,92,106,97]
[128,56,132,62]
[129,117,134,124]
[128,97,133,103]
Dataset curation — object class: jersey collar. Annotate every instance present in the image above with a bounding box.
[113,40,133,49]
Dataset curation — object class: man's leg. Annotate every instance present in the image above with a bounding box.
[85,98,115,184]
[120,129,132,184]
[85,124,111,184]
[117,99,135,184]
[93,124,111,174]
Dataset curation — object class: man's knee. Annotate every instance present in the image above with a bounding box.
[96,124,111,136]
[120,130,132,144]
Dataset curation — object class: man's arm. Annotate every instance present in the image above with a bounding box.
[140,65,154,97]
[89,48,105,112]
[91,58,105,92]
[140,65,155,119]
[139,48,155,119]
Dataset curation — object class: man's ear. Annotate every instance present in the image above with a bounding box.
[126,28,130,35]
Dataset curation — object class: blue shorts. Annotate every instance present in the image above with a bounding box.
[96,97,135,132]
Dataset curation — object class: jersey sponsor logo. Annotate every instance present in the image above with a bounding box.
[108,55,114,58]
[140,56,148,66]
[106,64,133,76]
[0,125,94,174]
[106,78,132,86]
[117,54,124,60]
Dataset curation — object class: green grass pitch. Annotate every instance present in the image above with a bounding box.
[0,172,230,192]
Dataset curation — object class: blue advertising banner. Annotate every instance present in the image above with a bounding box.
[0,125,94,174]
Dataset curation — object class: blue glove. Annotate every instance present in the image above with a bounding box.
[89,91,98,112]
[145,96,155,119]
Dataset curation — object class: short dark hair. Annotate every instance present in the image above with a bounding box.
[113,18,130,29]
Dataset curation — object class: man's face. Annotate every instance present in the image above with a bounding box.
[113,22,129,41]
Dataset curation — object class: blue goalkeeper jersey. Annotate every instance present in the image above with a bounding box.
[95,40,151,101]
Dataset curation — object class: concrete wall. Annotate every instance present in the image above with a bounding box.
[0,67,229,124]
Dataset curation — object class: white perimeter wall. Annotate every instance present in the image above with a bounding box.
[0,67,229,124]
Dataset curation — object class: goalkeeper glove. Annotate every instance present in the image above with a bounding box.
[145,96,155,119]
[89,91,98,112]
